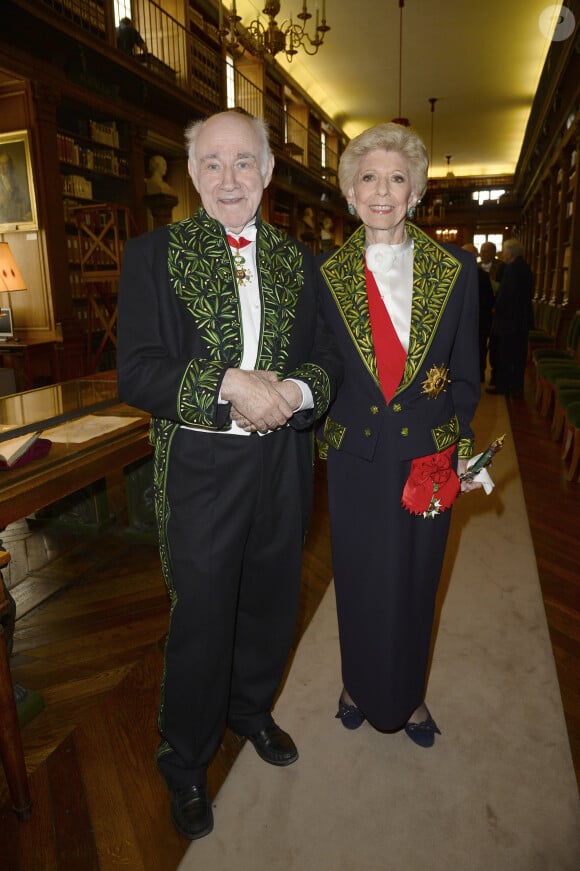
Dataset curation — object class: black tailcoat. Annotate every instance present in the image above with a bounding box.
[491,255,534,394]
[117,208,341,787]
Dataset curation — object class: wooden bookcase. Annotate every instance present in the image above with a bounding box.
[520,121,580,307]
[70,204,133,373]
[55,103,135,372]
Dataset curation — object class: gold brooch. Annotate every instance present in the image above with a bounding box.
[422,364,450,399]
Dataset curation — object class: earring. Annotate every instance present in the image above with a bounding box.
[347,203,356,216]
[407,204,416,219]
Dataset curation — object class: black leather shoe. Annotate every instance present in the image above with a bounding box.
[246,721,298,766]
[170,785,214,840]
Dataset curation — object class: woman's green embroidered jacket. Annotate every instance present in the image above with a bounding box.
[318,222,480,462]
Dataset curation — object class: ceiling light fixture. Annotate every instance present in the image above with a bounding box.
[428,97,438,169]
[419,98,445,226]
[218,1,330,62]
[391,0,410,127]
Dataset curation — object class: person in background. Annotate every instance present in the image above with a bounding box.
[479,240,503,386]
[116,17,147,56]
[479,240,503,289]
[486,238,534,398]
[317,122,482,749]
[117,109,340,841]
[462,243,495,382]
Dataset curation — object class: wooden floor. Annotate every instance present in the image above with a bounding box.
[0,369,578,869]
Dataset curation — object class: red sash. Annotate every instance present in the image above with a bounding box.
[365,264,460,517]
[365,264,406,402]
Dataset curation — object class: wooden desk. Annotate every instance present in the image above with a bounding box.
[0,338,57,391]
[0,380,151,528]
[0,380,152,818]
[0,405,151,528]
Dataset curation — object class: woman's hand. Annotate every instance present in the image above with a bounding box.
[457,458,483,493]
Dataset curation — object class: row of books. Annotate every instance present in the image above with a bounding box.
[62,174,93,199]
[89,119,120,149]
[65,236,123,268]
[57,134,128,177]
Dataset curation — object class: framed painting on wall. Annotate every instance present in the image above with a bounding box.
[0,130,38,232]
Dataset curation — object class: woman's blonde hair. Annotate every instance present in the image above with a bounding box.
[338,122,429,201]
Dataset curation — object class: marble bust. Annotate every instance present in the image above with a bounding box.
[145,155,176,196]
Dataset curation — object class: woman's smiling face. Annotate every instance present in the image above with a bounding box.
[348,148,418,244]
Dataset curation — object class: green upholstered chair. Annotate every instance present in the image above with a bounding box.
[533,310,580,371]
[551,379,580,441]
[534,311,580,415]
[528,301,562,361]
[561,401,580,482]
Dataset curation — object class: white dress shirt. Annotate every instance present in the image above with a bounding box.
[366,236,414,351]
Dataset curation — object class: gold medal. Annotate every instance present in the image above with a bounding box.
[421,364,450,399]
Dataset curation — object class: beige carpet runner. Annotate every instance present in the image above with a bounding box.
[179,396,580,871]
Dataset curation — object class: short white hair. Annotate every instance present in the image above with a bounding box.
[503,238,524,258]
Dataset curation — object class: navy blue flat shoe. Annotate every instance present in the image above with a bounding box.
[335,694,365,730]
[404,705,441,747]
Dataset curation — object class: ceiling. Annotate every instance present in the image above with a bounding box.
[232,0,571,178]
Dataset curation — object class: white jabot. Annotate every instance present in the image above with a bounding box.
[366,236,414,351]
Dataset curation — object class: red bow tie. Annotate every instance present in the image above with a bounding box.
[227,235,252,249]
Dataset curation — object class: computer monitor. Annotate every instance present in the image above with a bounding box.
[0,307,14,342]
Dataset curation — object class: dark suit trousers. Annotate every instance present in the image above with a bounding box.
[156,426,309,789]
[495,330,528,393]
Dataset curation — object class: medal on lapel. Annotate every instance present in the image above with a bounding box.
[421,364,450,399]
[227,235,253,286]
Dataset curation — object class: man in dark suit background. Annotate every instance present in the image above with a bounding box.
[115,17,146,56]
[487,238,533,397]
[117,110,340,841]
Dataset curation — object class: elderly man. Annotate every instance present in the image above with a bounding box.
[117,110,340,840]
[479,240,503,289]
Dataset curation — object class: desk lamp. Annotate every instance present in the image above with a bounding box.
[0,242,27,342]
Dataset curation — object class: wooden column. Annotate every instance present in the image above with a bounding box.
[144,193,179,227]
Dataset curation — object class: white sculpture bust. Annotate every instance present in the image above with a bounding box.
[145,154,176,196]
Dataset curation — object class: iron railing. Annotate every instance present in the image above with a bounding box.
[36,0,338,179]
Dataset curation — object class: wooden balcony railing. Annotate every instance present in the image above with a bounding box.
[29,0,339,185]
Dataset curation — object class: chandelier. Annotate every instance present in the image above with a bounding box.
[218,1,330,62]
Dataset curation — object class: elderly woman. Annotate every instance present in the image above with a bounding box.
[317,122,482,746]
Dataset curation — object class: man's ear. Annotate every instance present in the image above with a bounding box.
[262,154,275,189]
[188,159,198,190]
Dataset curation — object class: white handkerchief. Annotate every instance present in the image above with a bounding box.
[467,452,495,494]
